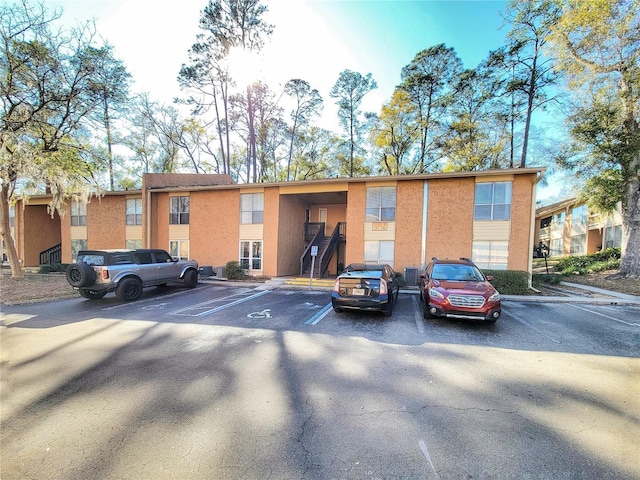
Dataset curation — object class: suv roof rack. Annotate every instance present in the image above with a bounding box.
[459,257,474,264]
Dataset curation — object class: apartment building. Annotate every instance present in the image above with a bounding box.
[10,168,544,278]
[534,198,623,257]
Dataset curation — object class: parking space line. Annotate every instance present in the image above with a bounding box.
[568,303,640,327]
[304,303,332,325]
[194,290,272,317]
[411,296,425,334]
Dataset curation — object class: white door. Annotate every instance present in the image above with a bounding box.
[319,208,327,235]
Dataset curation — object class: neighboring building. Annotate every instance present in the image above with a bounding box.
[11,168,544,278]
[534,198,623,257]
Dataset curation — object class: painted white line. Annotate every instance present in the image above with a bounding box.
[411,296,425,334]
[507,311,562,344]
[304,303,332,325]
[418,440,440,478]
[195,290,271,317]
[568,303,640,327]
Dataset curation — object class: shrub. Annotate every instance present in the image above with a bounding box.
[225,260,245,280]
[532,273,563,286]
[554,248,621,275]
[483,269,529,295]
[38,263,68,274]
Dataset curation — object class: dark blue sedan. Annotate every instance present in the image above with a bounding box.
[331,263,400,316]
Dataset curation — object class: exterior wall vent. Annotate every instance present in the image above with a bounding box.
[404,267,419,286]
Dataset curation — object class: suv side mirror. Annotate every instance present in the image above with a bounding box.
[486,275,494,282]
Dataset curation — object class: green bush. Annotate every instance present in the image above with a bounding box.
[532,273,563,286]
[483,269,529,295]
[225,260,245,280]
[554,248,621,275]
[38,263,68,274]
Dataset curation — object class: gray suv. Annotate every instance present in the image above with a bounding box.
[66,249,199,301]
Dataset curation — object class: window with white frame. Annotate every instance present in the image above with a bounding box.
[550,238,563,257]
[126,198,143,225]
[240,240,262,270]
[472,241,508,269]
[169,240,189,260]
[570,234,586,254]
[604,225,622,249]
[364,240,394,266]
[126,239,143,249]
[71,239,87,261]
[71,200,87,226]
[474,182,512,221]
[170,196,190,225]
[240,193,264,224]
[571,205,587,226]
[365,187,396,222]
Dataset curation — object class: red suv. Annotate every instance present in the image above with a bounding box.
[420,257,501,323]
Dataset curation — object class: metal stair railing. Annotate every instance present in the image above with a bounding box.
[300,223,325,276]
[317,222,345,279]
[39,243,62,265]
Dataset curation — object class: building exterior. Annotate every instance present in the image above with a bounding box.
[534,198,623,257]
[10,168,544,278]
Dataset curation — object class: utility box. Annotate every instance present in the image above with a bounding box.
[214,266,226,278]
[403,267,419,287]
[199,266,214,276]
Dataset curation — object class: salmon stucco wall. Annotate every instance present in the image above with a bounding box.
[151,193,170,250]
[395,180,424,273]
[19,205,61,267]
[60,204,71,264]
[345,183,366,265]
[263,188,279,277]
[87,196,126,250]
[277,194,306,276]
[426,178,474,262]
[190,190,239,268]
[509,174,535,271]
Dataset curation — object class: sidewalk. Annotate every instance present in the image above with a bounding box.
[199,276,640,305]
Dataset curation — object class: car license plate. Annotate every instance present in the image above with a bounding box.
[352,288,365,296]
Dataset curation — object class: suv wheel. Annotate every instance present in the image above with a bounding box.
[183,269,198,288]
[79,289,106,300]
[66,263,95,288]
[116,277,143,301]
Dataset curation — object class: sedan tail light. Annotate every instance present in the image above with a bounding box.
[333,278,340,293]
[380,279,388,294]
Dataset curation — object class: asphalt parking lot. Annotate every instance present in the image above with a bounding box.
[2,283,639,479]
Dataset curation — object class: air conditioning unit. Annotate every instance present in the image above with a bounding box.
[404,267,419,286]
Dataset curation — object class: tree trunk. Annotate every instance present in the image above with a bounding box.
[0,186,23,279]
[619,157,640,277]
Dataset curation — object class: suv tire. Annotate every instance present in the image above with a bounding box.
[66,263,96,288]
[184,269,198,288]
[116,277,143,301]
[79,289,107,300]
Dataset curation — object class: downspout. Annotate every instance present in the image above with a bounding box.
[421,181,429,270]
[528,171,545,290]
[146,187,152,248]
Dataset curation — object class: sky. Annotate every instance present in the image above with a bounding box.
[49,0,563,201]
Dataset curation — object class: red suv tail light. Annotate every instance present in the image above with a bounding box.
[102,269,109,280]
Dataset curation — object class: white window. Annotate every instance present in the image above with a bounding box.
[570,234,586,254]
[571,205,587,226]
[240,193,264,224]
[126,239,143,249]
[170,196,190,225]
[364,240,394,266]
[472,241,508,270]
[169,240,189,260]
[550,238,563,257]
[126,198,143,226]
[365,187,396,222]
[71,200,87,226]
[604,225,622,249]
[71,239,87,261]
[240,240,262,270]
[474,182,512,221]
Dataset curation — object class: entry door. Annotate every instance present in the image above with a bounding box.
[319,208,327,235]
